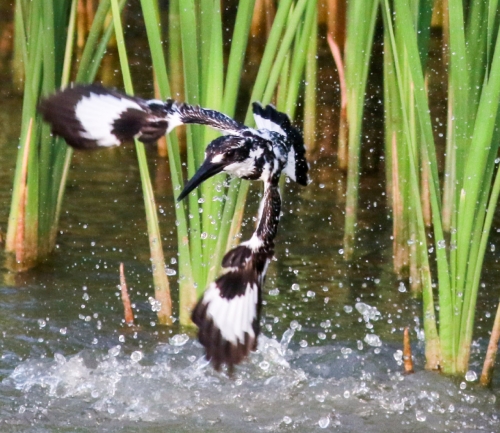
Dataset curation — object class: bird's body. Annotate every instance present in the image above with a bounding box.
[38,84,309,372]
[180,102,307,371]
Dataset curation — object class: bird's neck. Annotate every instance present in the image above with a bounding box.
[254,180,281,247]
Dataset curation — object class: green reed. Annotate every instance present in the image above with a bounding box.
[381,0,500,374]
[6,0,122,270]
[110,0,172,324]
[342,0,378,260]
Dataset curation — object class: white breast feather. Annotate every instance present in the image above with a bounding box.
[75,94,143,147]
[225,158,256,177]
[243,235,264,251]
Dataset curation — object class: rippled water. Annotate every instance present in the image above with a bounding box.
[2,67,500,432]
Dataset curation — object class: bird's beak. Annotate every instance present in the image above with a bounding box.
[177,159,225,201]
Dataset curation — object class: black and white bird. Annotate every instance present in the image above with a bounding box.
[39,84,309,371]
[38,84,309,187]
[177,102,309,371]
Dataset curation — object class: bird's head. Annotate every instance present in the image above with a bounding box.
[178,136,260,201]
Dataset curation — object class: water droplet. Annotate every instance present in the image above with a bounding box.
[165,267,176,276]
[338,248,344,255]
[299,340,308,348]
[282,416,292,425]
[148,297,162,312]
[465,370,477,382]
[415,410,426,422]
[318,416,330,428]
[394,350,403,364]
[109,345,121,357]
[54,353,66,365]
[356,302,381,321]
[198,198,205,203]
[170,334,189,346]
[291,283,300,291]
[344,305,353,313]
[343,390,350,398]
[320,320,331,328]
[398,282,407,292]
[364,334,382,347]
[37,319,46,329]
[59,327,67,335]
[259,361,270,371]
[290,320,300,330]
[269,288,280,296]
[130,351,143,362]
[437,239,446,249]
[280,328,295,353]
[200,232,208,239]
[306,290,315,298]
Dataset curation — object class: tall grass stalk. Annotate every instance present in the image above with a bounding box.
[381,0,500,374]
[7,0,118,270]
[303,6,318,151]
[342,0,378,260]
[110,0,172,324]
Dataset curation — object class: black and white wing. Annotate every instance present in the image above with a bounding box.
[166,101,249,136]
[38,84,173,149]
[192,243,272,372]
[252,102,309,186]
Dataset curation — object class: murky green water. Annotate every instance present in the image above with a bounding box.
[2,46,500,433]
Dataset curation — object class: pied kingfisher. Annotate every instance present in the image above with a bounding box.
[39,84,309,371]
[177,102,309,370]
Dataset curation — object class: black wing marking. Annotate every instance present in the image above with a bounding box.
[252,102,309,186]
[165,100,249,136]
[38,84,171,149]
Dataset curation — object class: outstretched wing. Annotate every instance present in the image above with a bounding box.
[38,84,171,149]
[165,101,249,136]
[192,242,272,372]
[252,102,309,186]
